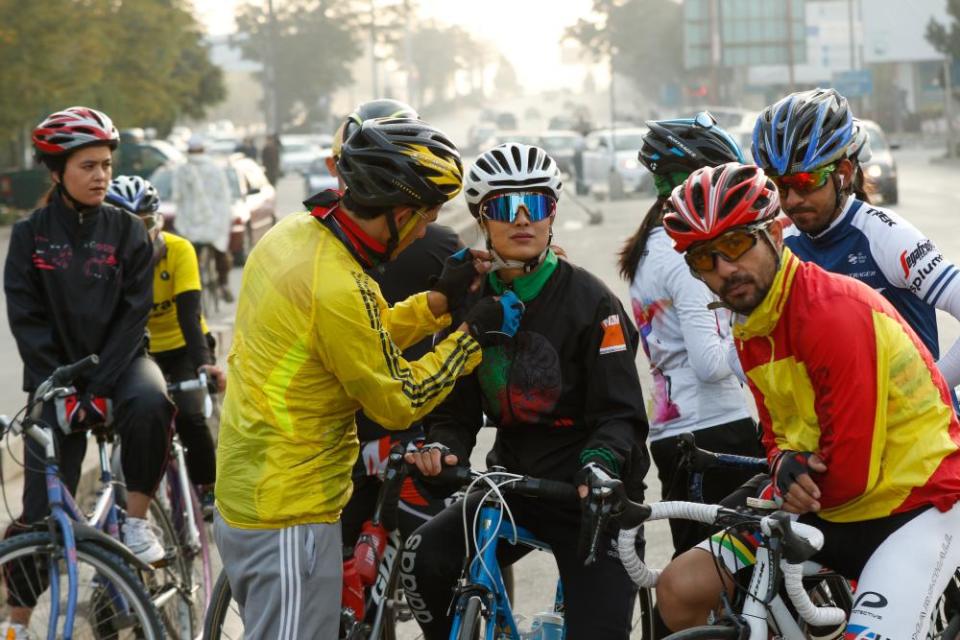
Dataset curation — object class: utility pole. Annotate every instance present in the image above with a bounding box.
[608,45,624,199]
[267,0,280,134]
[403,0,415,105]
[785,0,796,92]
[370,0,379,98]
[946,56,956,160]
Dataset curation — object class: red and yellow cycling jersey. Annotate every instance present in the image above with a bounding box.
[734,248,960,522]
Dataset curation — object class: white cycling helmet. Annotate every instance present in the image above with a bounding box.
[847,118,873,164]
[464,142,563,217]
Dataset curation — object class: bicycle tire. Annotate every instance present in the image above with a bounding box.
[378,551,402,640]
[634,587,656,639]
[146,500,196,638]
[198,245,220,316]
[664,625,739,639]
[453,595,483,640]
[929,569,960,639]
[202,569,242,639]
[0,530,165,638]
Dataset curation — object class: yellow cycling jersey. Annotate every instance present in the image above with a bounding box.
[149,231,210,353]
[216,212,482,529]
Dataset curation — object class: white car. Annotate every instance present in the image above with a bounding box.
[579,127,652,197]
[280,134,324,175]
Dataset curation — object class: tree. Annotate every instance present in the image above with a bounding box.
[927,0,960,59]
[493,56,519,96]
[408,22,484,106]
[565,0,685,103]
[0,0,224,166]
[235,0,362,130]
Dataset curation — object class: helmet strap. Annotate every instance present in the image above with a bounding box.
[482,226,549,274]
[56,182,98,217]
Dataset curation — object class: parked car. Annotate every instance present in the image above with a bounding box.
[579,127,652,198]
[150,154,277,265]
[537,130,583,178]
[859,119,899,205]
[280,134,324,175]
[466,122,499,155]
[491,130,542,147]
[303,150,339,198]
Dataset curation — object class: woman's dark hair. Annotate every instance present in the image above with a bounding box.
[617,196,668,281]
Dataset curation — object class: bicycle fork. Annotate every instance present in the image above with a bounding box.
[171,440,202,551]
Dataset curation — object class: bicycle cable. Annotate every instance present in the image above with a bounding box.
[461,471,523,587]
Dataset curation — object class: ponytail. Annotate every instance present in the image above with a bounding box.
[617,196,668,282]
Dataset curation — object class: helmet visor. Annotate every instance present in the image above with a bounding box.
[480,192,556,223]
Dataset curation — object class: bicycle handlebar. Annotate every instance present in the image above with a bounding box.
[166,372,214,419]
[614,499,845,626]
[51,355,100,388]
[677,432,768,474]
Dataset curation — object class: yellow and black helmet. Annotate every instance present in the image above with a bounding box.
[332,98,419,158]
[337,117,463,209]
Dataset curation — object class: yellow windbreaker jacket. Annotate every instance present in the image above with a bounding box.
[215,212,481,528]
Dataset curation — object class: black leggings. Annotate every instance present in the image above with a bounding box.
[400,492,639,640]
[152,346,217,487]
[18,355,175,525]
[650,418,762,556]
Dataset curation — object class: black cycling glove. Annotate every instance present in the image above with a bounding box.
[430,248,478,312]
[463,290,524,347]
[771,450,814,499]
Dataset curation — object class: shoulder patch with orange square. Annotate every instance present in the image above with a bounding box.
[599,314,628,355]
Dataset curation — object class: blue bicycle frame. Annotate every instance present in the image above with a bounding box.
[448,501,564,640]
[31,424,134,640]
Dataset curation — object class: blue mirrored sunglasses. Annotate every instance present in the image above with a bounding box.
[480,192,557,223]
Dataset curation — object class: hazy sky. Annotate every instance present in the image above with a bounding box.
[191,0,598,90]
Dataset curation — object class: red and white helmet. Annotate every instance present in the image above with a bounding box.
[32,106,119,157]
[663,162,780,252]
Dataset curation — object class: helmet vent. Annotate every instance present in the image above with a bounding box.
[490,149,511,174]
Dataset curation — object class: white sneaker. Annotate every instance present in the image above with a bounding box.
[122,517,165,564]
[0,621,34,640]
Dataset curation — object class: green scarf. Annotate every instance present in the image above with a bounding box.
[487,249,558,302]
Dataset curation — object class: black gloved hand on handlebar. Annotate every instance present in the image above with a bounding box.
[771,450,814,501]
[429,248,478,312]
[576,462,620,566]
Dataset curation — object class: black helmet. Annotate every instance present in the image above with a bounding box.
[752,88,853,175]
[333,99,420,157]
[337,118,463,208]
[639,111,744,175]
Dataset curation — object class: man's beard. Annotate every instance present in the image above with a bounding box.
[719,273,764,314]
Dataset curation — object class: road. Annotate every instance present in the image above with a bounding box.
[0,147,958,637]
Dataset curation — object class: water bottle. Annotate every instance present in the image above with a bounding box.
[518,611,564,639]
[353,520,387,585]
[341,558,365,620]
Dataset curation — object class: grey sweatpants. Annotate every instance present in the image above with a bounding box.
[214,511,342,639]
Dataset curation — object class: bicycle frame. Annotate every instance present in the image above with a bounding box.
[31,424,133,640]
[449,501,558,640]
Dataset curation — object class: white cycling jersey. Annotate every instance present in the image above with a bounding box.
[630,228,750,441]
[783,196,960,387]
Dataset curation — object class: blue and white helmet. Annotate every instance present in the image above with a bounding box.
[106,175,160,215]
[752,88,853,175]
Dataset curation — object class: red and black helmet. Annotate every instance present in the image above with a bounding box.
[32,106,119,158]
[663,163,780,252]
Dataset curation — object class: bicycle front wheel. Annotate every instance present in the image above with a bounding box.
[203,570,243,639]
[664,625,739,639]
[634,587,656,639]
[0,530,164,638]
[453,595,483,640]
